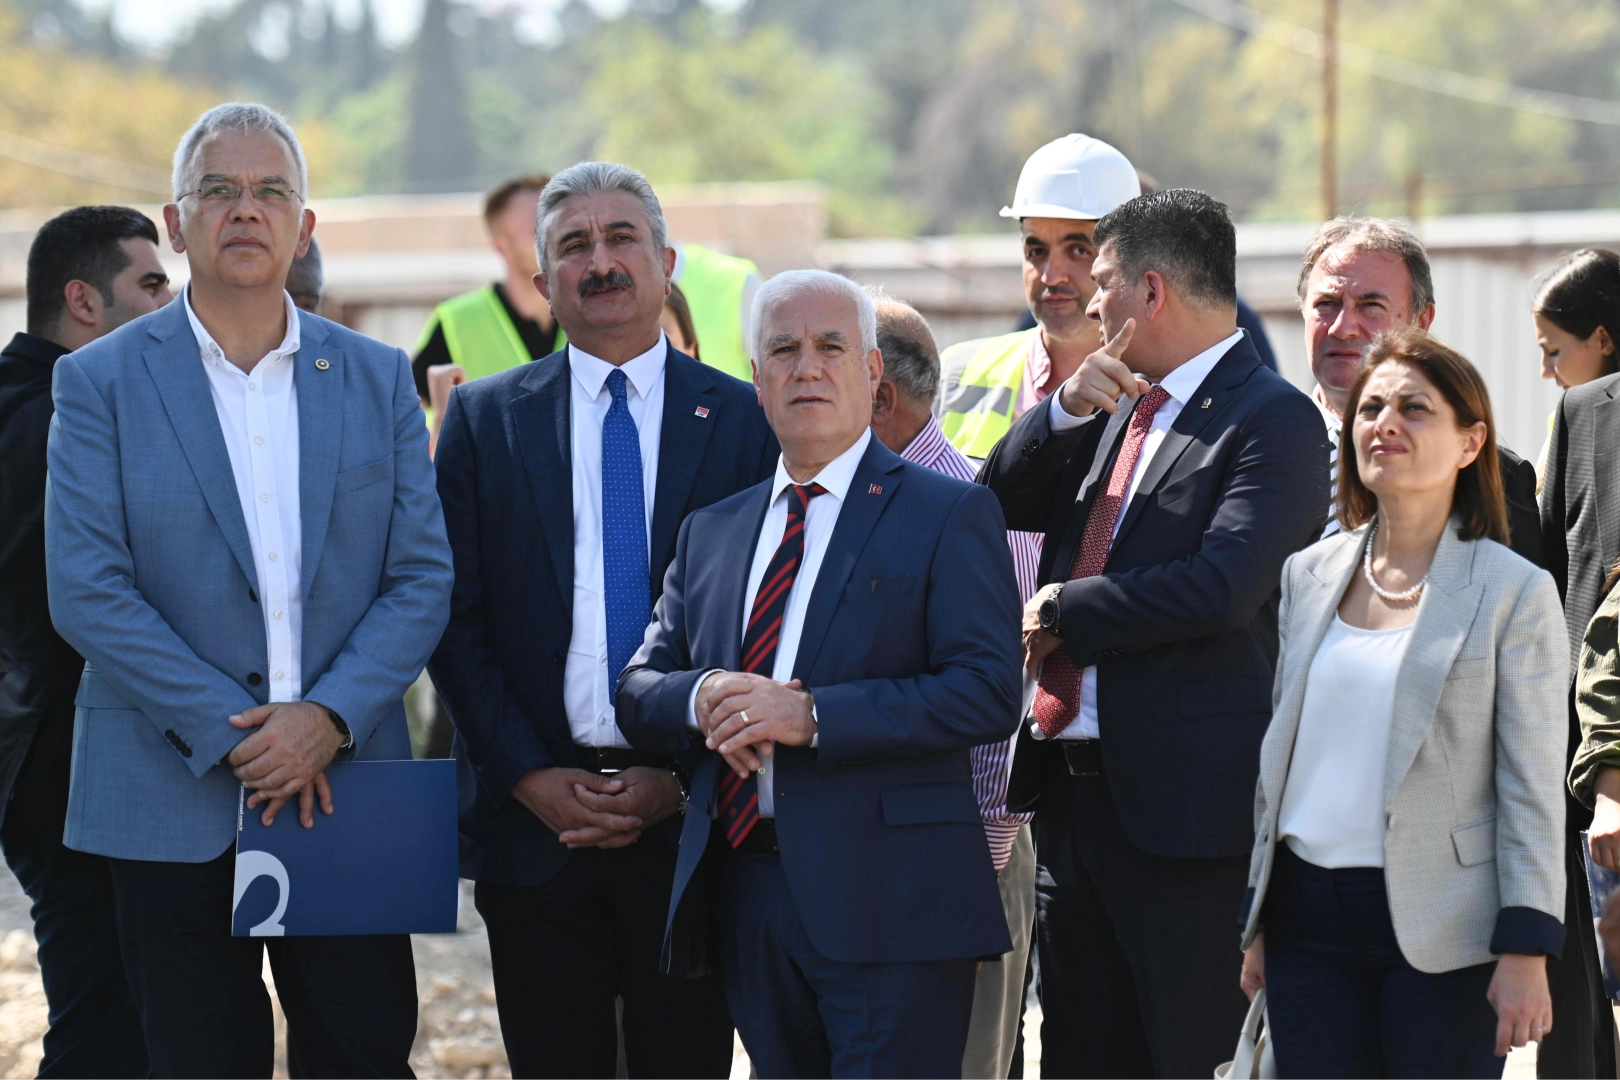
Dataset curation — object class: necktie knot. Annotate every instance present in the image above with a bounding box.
[606,368,629,404]
[789,482,828,517]
[1132,385,1172,429]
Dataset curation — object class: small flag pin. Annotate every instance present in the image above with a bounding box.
[868,484,883,495]
[1200,397,1212,409]
[694,406,710,418]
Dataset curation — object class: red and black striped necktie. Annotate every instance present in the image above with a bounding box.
[717,482,828,848]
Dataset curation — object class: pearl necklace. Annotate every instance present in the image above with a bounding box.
[1362,522,1427,604]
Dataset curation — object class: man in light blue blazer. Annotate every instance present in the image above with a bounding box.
[44,103,452,1078]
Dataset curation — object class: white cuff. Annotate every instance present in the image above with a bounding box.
[1047,384,1094,432]
[686,669,724,733]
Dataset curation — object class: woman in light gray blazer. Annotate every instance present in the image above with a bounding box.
[1238,328,1568,1078]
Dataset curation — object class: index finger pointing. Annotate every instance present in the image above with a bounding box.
[1103,317,1136,357]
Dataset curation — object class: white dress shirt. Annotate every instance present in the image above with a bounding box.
[184,287,304,703]
[689,429,871,817]
[565,334,667,748]
[1278,614,1411,867]
[1043,329,1243,739]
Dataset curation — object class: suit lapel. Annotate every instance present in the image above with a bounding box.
[651,347,723,594]
[1383,525,1484,803]
[1048,405,1130,579]
[716,485,772,672]
[1113,343,1257,548]
[510,352,575,607]
[140,305,258,590]
[1262,530,1365,810]
[294,316,342,599]
[1594,387,1620,564]
[792,438,904,680]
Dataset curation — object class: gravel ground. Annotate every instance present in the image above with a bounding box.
[0,865,1549,1079]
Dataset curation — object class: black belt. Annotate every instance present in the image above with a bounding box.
[1057,738,1103,777]
[737,819,780,853]
[572,746,673,774]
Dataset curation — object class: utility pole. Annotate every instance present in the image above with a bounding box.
[1322,0,1338,222]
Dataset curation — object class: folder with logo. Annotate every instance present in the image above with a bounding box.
[232,759,458,937]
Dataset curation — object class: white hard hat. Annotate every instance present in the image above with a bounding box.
[1000,134,1140,221]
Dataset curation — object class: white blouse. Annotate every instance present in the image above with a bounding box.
[1278,614,1413,868]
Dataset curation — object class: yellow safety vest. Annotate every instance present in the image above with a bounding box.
[937,328,1036,459]
[677,244,757,382]
[415,284,566,383]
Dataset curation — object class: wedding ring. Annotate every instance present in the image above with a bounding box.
[740,710,752,726]
[1532,1026,1547,1032]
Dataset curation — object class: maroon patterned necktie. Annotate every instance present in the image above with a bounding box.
[717,482,828,847]
[1032,386,1172,738]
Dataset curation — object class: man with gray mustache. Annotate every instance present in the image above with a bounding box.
[429,162,776,1077]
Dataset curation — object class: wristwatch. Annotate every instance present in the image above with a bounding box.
[325,707,354,751]
[1038,583,1065,639]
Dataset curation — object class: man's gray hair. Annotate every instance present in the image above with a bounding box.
[865,285,939,403]
[535,161,669,275]
[1297,216,1434,317]
[751,270,878,362]
[172,102,308,203]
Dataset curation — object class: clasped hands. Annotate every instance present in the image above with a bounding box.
[695,671,817,780]
[227,701,347,829]
[514,765,682,850]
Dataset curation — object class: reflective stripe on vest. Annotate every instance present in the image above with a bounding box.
[677,244,757,382]
[938,329,1035,459]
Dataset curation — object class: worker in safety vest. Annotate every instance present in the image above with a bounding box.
[412,175,562,409]
[672,241,760,381]
[936,134,1140,459]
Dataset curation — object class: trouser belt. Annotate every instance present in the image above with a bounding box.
[1058,738,1103,777]
[737,820,780,853]
[571,746,673,774]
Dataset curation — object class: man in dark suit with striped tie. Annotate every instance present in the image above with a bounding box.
[617,270,1023,1078]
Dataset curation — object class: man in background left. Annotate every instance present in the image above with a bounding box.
[0,206,170,1077]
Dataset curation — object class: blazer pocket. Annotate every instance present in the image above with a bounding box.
[1452,818,1497,866]
[881,784,981,826]
[843,575,917,601]
[73,666,131,710]
[334,458,391,495]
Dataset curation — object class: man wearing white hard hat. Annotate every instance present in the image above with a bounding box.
[936,133,1140,461]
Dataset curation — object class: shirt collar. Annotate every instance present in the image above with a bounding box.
[183,286,301,373]
[568,333,668,401]
[770,427,873,505]
[1311,383,1342,436]
[899,415,952,469]
[1155,329,1243,405]
[1026,329,1051,391]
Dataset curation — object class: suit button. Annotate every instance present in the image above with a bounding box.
[553,652,565,666]
[164,730,193,758]
[247,672,263,686]
[1022,437,1040,458]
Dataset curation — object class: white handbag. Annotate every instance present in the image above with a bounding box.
[1214,987,1277,1080]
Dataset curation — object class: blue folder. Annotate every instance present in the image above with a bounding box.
[232,759,458,937]
[1579,830,1620,1000]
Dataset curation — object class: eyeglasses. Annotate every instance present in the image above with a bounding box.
[179,181,303,209]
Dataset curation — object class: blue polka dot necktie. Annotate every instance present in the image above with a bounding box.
[602,368,651,686]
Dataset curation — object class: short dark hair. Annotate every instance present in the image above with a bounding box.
[483,174,552,226]
[1338,327,1507,544]
[26,206,160,336]
[1297,217,1434,317]
[1533,248,1620,377]
[664,281,698,358]
[1092,189,1236,310]
[285,236,323,308]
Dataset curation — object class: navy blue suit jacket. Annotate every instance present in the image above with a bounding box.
[617,436,1022,974]
[429,343,777,885]
[980,335,1330,859]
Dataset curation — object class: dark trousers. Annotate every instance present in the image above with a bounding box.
[1539,823,1617,1078]
[474,830,732,1079]
[1033,768,1249,1079]
[1264,846,1501,1079]
[723,850,977,1078]
[107,848,417,1079]
[6,844,147,1078]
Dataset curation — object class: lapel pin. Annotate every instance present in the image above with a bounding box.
[869,484,883,495]
[694,406,710,418]
[1200,396,1211,409]
[314,358,330,370]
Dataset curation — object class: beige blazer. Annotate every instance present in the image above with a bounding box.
[1241,521,1567,972]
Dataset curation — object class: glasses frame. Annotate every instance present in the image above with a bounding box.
[177,180,305,211]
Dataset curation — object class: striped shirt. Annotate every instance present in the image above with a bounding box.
[899,417,1039,871]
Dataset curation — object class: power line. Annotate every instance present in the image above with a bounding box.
[1168,0,1620,126]
[0,128,171,194]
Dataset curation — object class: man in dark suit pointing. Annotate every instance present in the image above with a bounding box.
[617,269,1022,1077]
[430,161,775,1078]
[980,189,1329,1078]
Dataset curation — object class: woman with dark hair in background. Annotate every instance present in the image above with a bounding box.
[1532,248,1620,482]
[1239,328,1568,1077]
